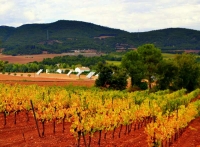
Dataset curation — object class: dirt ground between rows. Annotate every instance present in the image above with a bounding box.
[0,73,200,146]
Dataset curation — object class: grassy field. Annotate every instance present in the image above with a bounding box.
[106,60,121,66]
[162,53,176,59]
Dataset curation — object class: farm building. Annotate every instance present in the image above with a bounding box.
[56,69,67,74]
[75,67,90,73]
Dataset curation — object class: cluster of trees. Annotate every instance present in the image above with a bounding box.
[96,44,200,91]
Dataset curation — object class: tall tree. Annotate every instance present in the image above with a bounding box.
[122,44,162,89]
[173,53,200,91]
[121,50,144,87]
[156,59,178,90]
[137,44,162,89]
[0,60,5,72]
[95,62,113,88]
[95,62,128,90]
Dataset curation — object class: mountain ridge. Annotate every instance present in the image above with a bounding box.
[0,20,200,55]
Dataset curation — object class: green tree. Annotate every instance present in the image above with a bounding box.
[0,60,5,72]
[172,53,200,91]
[95,62,128,90]
[156,60,178,90]
[137,44,162,89]
[122,44,162,89]
[121,50,144,87]
[95,62,113,88]
[109,65,128,90]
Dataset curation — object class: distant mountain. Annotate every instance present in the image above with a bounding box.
[0,20,200,55]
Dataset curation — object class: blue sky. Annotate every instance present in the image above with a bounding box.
[1,0,200,32]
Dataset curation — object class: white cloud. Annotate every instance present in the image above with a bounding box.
[0,0,200,32]
[0,0,14,15]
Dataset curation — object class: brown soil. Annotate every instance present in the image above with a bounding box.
[0,53,99,64]
[0,73,96,87]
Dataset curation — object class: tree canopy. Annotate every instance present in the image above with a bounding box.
[95,62,128,90]
[122,44,162,89]
[122,44,200,91]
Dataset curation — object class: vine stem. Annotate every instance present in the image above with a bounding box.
[14,111,17,124]
[118,124,123,138]
[30,100,41,137]
[53,120,56,134]
[42,120,45,137]
[98,130,102,146]
[4,111,6,126]
[82,132,87,147]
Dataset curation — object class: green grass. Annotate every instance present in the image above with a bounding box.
[162,53,175,59]
[106,60,121,66]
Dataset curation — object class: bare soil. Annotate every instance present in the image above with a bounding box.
[0,73,96,87]
[0,53,100,64]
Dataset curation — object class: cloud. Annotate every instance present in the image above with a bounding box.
[0,0,200,32]
[0,0,14,15]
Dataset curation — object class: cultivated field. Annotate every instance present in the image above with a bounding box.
[0,72,96,87]
[0,79,200,147]
[0,52,200,147]
[0,52,100,64]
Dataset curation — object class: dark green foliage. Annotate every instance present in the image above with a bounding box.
[137,44,162,89]
[156,60,178,90]
[121,50,144,87]
[95,63,113,88]
[1,21,200,55]
[0,60,5,72]
[40,55,106,67]
[95,63,128,90]
[172,53,200,91]
[138,82,148,90]
[122,44,162,89]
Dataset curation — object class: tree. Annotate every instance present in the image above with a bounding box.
[122,44,162,89]
[172,53,200,91]
[137,44,162,89]
[95,62,128,90]
[95,62,113,88]
[121,50,144,87]
[109,65,128,90]
[156,59,178,90]
[0,60,5,72]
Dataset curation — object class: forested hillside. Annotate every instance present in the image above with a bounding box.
[0,20,200,55]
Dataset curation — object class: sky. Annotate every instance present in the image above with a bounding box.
[0,0,200,32]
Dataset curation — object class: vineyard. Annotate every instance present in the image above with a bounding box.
[1,83,200,146]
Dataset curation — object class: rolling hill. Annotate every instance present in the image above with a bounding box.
[0,20,200,55]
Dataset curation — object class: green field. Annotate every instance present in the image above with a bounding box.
[162,53,176,59]
[106,60,121,66]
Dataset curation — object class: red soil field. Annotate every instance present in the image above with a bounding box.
[0,53,99,64]
[0,73,200,146]
[0,53,67,64]
[0,73,96,87]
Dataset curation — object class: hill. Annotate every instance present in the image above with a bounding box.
[0,20,200,55]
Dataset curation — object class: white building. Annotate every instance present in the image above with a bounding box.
[56,69,66,74]
[75,67,90,73]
